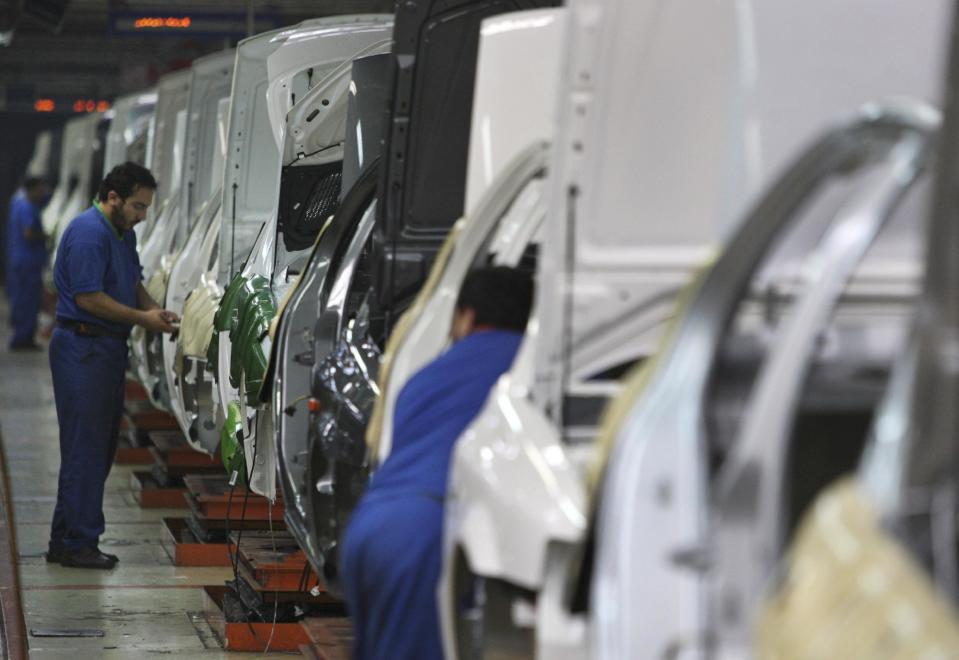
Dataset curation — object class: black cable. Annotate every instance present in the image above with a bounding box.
[218,409,269,648]
[232,411,258,578]
[232,410,282,649]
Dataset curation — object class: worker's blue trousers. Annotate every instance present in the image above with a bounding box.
[48,327,126,553]
[7,264,42,347]
[341,493,445,660]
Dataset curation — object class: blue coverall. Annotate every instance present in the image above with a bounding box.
[48,203,141,555]
[341,329,523,660]
[6,191,47,347]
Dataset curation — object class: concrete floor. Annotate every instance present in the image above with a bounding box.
[0,306,292,658]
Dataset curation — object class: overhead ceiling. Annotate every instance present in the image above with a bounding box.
[0,0,395,112]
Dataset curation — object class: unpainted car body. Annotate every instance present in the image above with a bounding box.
[207,15,392,499]
[41,113,100,260]
[133,70,190,248]
[438,0,952,658]
[103,90,156,178]
[131,51,234,409]
[268,0,560,587]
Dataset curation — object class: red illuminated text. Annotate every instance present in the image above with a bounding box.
[134,16,192,29]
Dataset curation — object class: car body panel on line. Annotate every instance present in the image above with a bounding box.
[205,16,393,498]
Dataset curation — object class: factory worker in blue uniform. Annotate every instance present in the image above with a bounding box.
[341,266,534,660]
[6,176,49,350]
[47,162,178,570]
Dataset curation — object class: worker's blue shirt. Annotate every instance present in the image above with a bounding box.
[341,329,524,660]
[7,192,46,269]
[54,204,142,336]
[367,329,525,500]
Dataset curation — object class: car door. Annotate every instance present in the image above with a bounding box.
[373,0,560,327]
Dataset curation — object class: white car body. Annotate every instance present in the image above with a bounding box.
[174,18,392,461]
[42,113,100,249]
[263,16,393,150]
[439,0,951,658]
[162,97,230,443]
[135,70,190,247]
[372,8,565,466]
[102,90,156,175]
[166,22,305,452]
[25,130,52,179]
[593,102,937,660]
[210,16,393,498]
[131,50,234,409]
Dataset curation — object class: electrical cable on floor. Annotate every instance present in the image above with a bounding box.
[220,409,269,649]
[231,410,282,651]
[224,472,238,578]
[263,483,279,653]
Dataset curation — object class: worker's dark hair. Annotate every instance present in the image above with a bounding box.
[23,176,46,192]
[97,161,157,202]
[455,266,534,333]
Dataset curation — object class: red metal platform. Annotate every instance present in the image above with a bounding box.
[114,434,154,465]
[124,379,148,402]
[125,399,180,431]
[184,474,284,521]
[233,531,320,593]
[202,585,312,652]
[129,471,189,509]
[147,430,220,474]
[161,518,235,567]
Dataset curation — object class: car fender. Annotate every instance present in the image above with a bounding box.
[447,375,587,590]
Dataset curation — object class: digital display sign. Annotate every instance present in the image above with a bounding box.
[72,99,111,113]
[109,10,280,38]
[133,16,192,30]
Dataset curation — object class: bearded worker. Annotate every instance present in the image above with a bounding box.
[47,162,178,569]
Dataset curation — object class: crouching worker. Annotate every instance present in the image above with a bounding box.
[47,162,179,569]
[341,266,534,660]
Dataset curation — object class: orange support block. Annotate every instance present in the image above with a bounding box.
[130,472,189,509]
[161,518,235,567]
[202,585,312,652]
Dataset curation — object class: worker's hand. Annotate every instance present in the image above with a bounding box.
[139,308,178,334]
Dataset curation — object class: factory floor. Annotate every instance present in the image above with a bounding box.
[0,304,281,658]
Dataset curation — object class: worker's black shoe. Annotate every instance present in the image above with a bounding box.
[48,543,118,564]
[96,547,119,563]
[59,547,117,570]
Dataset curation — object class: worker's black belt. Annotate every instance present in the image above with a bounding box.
[57,320,128,339]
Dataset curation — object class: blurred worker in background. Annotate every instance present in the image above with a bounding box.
[47,162,178,570]
[341,266,534,660]
[6,176,49,351]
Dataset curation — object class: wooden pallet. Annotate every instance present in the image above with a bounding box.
[184,474,284,521]
[299,617,353,660]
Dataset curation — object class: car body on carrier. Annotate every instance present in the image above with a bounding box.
[436,0,953,658]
